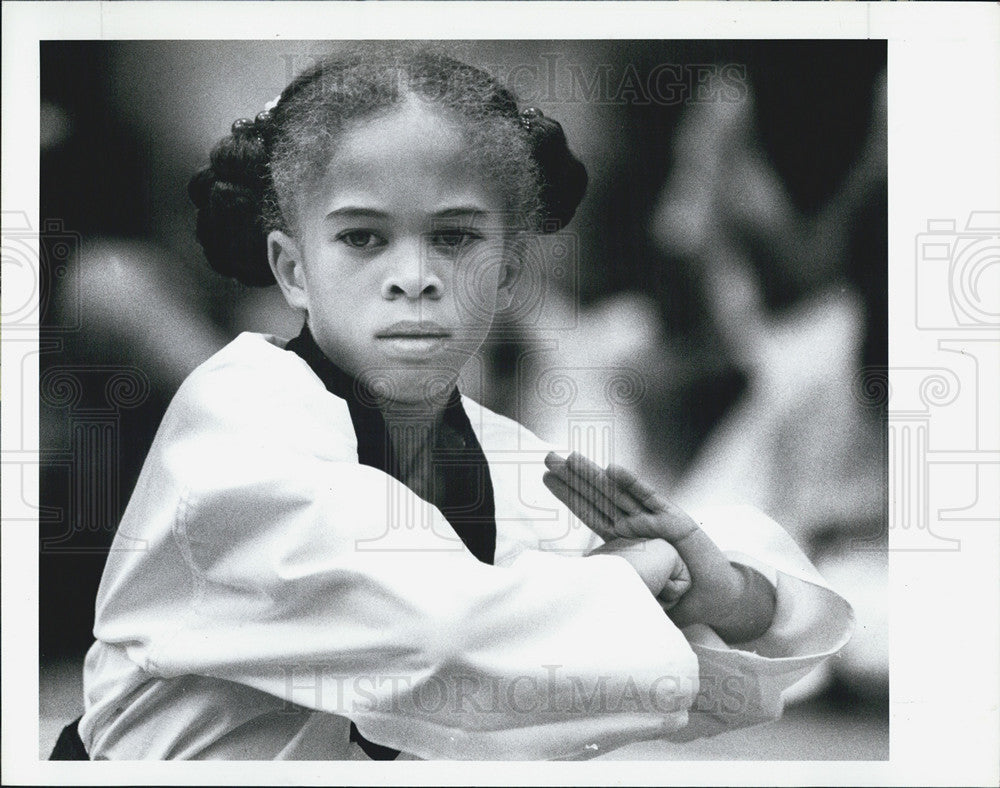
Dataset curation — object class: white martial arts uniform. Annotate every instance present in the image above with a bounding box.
[79,332,853,760]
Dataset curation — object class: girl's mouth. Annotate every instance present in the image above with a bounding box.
[375,321,452,339]
[376,322,452,355]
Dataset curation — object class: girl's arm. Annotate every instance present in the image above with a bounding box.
[543,452,777,642]
[90,423,702,760]
[541,450,853,739]
[86,339,852,758]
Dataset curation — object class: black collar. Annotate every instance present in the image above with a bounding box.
[284,323,496,565]
[286,324,394,473]
[284,323,497,762]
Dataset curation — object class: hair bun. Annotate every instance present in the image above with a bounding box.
[187,130,276,287]
[520,109,588,232]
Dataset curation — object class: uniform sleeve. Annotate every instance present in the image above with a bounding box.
[663,504,855,741]
[503,479,854,744]
[470,415,853,747]
[92,413,703,761]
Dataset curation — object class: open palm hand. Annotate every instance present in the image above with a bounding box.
[543,451,775,642]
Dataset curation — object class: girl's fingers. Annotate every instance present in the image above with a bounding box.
[544,452,623,526]
[546,452,697,545]
[605,464,667,514]
[563,452,642,517]
[542,470,616,541]
[659,588,685,611]
[619,512,737,618]
[612,512,666,540]
[658,557,693,609]
[615,509,700,544]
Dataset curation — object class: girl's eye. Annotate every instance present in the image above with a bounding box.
[430,229,481,250]
[336,229,385,249]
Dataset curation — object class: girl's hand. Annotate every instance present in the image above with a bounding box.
[543,451,776,643]
[587,537,691,604]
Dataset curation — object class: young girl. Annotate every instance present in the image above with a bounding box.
[70,44,852,761]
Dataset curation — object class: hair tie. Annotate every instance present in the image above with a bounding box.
[231,117,257,135]
[519,106,544,133]
[231,96,280,140]
[230,115,272,140]
[516,106,588,232]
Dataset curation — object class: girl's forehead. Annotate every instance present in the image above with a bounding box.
[312,99,505,215]
[331,98,468,167]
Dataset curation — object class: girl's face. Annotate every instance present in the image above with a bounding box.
[268,97,516,409]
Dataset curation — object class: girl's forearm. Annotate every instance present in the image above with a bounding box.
[661,527,776,643]
[703,563,777,644]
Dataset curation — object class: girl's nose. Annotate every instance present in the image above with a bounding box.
[381,244,444,300]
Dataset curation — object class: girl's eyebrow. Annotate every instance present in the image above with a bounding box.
[323,206,490,221]
[324,206,390,221]
[433,207,488,219]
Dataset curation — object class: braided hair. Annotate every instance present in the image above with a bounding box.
[188,44,588,287]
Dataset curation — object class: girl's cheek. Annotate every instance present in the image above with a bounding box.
[453,252,507,319]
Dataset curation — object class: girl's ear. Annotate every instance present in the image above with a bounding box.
[498,234,526,309]
[268,230,309,311]
[497,260,519,309]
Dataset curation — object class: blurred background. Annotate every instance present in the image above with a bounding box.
[38,40,887,759]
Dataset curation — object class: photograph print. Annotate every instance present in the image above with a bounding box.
[36,38,887,762]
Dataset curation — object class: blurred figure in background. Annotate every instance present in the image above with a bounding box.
[491,43,887,704]
[652,57,888,702]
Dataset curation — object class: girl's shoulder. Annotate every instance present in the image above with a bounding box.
[160,332,359,462]
[175,331,324,412]
[457,395,554,458]
[181,331,308,390]
[458,395,602,559]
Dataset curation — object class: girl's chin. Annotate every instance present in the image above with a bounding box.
[359,367,460,409]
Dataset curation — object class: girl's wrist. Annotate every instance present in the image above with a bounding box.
[703,562,777,644]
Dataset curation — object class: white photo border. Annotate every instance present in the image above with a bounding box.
[3,1,998,785]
